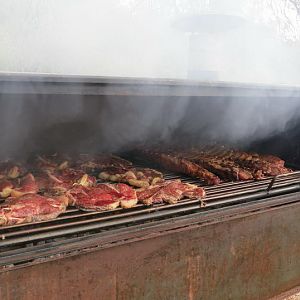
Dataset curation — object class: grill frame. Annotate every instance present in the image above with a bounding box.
[1,162,300,271]
[1,74,300,299]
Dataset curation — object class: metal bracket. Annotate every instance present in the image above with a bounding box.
[267,176,277,192]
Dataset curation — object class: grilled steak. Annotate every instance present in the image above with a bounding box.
[99,166,163,187]
[10,173,39,198]
[32,154,71,172]
[35,168,96,198]
[0,180,14,198]
[0,161,26,179]
[259,154,285,167]
[66,183,138,210]
[136,179,205,205]
[0,194,67,226]
[75,154,132,172]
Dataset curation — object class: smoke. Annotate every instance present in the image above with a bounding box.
[1,0,300,83]
[0,1,300,157]
[179,97,300,146]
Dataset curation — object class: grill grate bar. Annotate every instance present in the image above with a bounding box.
[0,181,299,251]
[0,163,300,257]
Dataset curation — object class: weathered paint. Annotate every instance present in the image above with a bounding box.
[0,201,300,300]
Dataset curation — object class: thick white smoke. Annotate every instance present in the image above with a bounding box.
[0,0,300,157]
[1,0,300,84]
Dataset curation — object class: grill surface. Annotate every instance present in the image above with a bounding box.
[1,160,300,269]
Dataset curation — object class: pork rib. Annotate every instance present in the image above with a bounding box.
[188,156,253,181]
[196,149,290,178]
[138,150,221,185]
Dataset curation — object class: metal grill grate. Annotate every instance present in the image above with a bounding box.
[1,165,300,269]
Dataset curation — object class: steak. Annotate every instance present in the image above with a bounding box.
[0,161,25,179]
[0,194,67,226]
[136,179,206,205]
[75,154,132,172]
[32,154,71,172]
[138,149,221,185]
[99,166,163,187]
[40,168,96,196]
[10,173,39,198]
[66,183,138,211]
[0,180,14,198]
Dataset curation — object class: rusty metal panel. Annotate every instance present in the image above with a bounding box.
[0,201,300,300]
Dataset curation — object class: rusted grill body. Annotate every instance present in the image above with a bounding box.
[0,74,300,300]
[1,167,299,269]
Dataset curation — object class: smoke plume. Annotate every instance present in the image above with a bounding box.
[0,1,300,157]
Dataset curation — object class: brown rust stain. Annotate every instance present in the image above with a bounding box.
[0,202,300,300]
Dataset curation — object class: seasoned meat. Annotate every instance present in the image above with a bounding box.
[0,179,14,198]
[10,173,39,198]
[0,161,26,179]
[0,194,67,226]
[66,183,138,210]
[99,166,163,187]
[137,149,221,185]
[41,168,96,195]
[75,154,132,172]
[136,179,205,205]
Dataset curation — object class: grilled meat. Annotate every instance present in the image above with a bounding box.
[174,147,291,180]
[75,154,132,172]
[99,166,163,187]
[34,168,97,200]
[136,179,205,205]
[31,154,71,172]
[138,150,221,185]
[190,149,290,178]
[10,173,39,198]
[182,152,254,181]
[0,161,26,179]
[0,194,67,226]
[0,180,14,198]
[66,183,137,210]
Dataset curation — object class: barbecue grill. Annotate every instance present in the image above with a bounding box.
[0,73,300,300]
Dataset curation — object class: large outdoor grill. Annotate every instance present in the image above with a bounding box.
[0,74,300,300]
